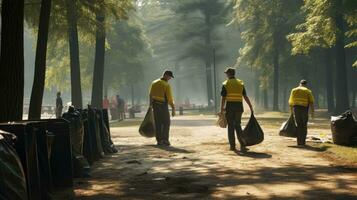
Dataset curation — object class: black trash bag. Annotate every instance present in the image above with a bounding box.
[83,110,94,164]
[331,110,357,146]
[97,110,117,154]
[0,131,28,200]
[241,114,264,146]
[139,108,156,138]
[82,106,104,164]
[62,107,85,156]
[279,114,297,138]
[63,107,90,177]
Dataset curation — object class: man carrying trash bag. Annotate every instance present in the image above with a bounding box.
[220,67,254,152]
[149,70,176,146]
[288,80,315,146]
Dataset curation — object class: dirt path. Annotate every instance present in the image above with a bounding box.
[75,115,357,199]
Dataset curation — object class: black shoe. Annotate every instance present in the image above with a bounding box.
[240,146,249,153]
[230,147,236,151]
[163,140,171,146]
[157,140,164,146]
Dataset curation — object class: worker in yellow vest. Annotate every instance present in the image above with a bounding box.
[149,70,175,146]
[288,80,315,146]
[220,67,254,152]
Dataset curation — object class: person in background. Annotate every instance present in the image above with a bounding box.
[117,95,125,121]
[288,80,315,146]
[110,96,118,120]
[103,95,110,110]
[220,67,254,152]
[56,91,63,118]
[149,70,175,146]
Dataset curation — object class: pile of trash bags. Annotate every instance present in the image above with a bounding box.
[62,107,90,177]
[241,114,264,146]
[139,108,156,137]
[0,131,27,200]
[279,114,297,137]
[62,106,117,176]
[331,110,357,146]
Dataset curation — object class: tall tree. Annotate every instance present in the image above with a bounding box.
[233,0,302,111]
[333,0,349,113]
[65,0,83,108]
[91,8,106,108]
[288,0,357,114]
[173,0,228,107]
[0,0,25,122]
[28,0,53,119]
[88,0,133,108]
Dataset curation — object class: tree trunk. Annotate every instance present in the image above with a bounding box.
[204,12,213,108]
[131,83,135,106]
[104,84,108,97]
[174,62,182,104]
[263,88,268,110]
[91,13,106,109]
[352,90,356,108]
[334,1,349,114]
[325,48,335,113]
[254,71,260,106]
[65,0,83,108]
[28,0,52,120]
[0,0,25,122]
[312,61,320,109]
[282,83,287,112]
[273,46,280,111]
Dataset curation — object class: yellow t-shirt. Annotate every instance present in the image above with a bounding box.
[149,78,174,106]
[289,86,314,107]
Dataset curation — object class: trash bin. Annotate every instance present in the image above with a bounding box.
[41,119,74,188]
[0,122,42,200]
[17,120,56,199]
[0,130,27,200]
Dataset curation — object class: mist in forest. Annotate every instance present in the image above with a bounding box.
[21,0,356,114]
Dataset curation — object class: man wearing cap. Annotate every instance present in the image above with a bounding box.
[149,70,175,146]
[288,80,315,146]
[220,67,254,152]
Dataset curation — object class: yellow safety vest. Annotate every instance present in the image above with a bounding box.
[149,79,174,105]
[289,86,314,107]
[223,79,244,102]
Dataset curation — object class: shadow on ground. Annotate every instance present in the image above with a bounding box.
[75,143,357,200]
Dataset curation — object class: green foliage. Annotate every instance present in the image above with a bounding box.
[233,0,302,88]
[287,0,337,54]
[288,0,357,66]
[104,14,152,90]
[25,0,135,91]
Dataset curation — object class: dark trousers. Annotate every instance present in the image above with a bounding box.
[225,106,244,148]
[153,101,170,142]
[293,106,309,145]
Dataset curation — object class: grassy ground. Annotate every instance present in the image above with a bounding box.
[313,143,357,164]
